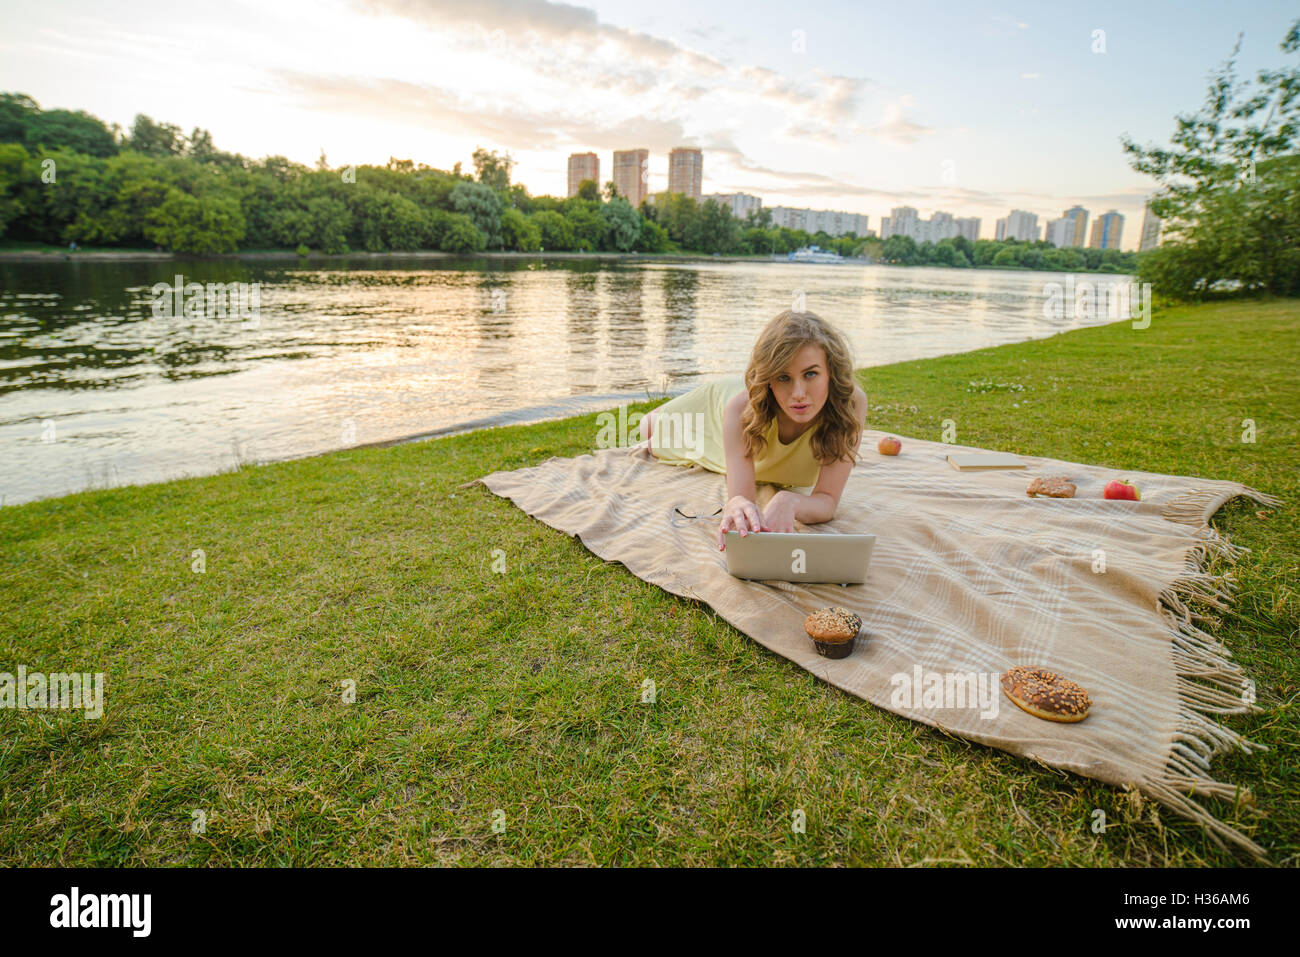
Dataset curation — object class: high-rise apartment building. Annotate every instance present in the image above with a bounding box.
[706,193,763,220]
[567,152,599,198]
[1138,201,1162,252]
[613,149,649,208]
[995,210,1040,242]
[668,147,703,201]
[1089,210,1124,250]
[879,206,918,240]
[1062,206,1089,247]
[768,206,868,236]
[879,206,966,244]
[1045,217,1076,248]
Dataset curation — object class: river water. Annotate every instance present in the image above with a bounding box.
[0,257,1134,506]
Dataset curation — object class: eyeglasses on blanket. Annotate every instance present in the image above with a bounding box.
[669,504,725,528]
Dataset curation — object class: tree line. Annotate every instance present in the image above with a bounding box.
[0,93,871,258]
[875,233,1136,272]
[0,94,1139,268]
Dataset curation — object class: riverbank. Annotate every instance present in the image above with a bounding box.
[0,244,1136,272]
[0,246,777,264]
[1,298,1294,865]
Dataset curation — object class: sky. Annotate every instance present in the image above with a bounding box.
[2,0,1296,250]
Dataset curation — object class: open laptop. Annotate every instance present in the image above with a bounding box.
[723,531,876,584]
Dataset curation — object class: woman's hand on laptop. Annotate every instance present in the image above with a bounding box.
[718,495,769,550]
[761,491,798,533]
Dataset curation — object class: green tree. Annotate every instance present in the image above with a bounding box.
[599,196,641,251]
[564,198,605,250]
[472,147,512,192]
[144,188,245,253]
[0,93,39,145]
[1122,19,1300,297]
[971,239,999,266]
[127,114,184,157]
[698,198,739,253]
[439,212,486,252]
[450,180,504,248]
[506,182,532,214]
[184,127,218,162]
[932,240,967,267]
[634,216,669,252]
[76,154,173,244]
[0,142,33,235]
[306,195,351,253]
[500,206,541,251]
[576,178,600,202]
[530,209,573,250]
[743,226,774,255]
[881,235,918,264]
[24,109,118,157]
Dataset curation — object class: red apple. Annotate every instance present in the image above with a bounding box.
[1103,479,1141,501]
[877,436,902,455]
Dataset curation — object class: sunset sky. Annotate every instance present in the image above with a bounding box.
[2,0,1295,249]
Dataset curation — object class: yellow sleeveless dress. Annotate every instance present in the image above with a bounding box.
[649,375,822,489]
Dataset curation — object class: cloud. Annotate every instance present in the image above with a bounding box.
[274,70,694,153]
[861,97,934,145]
[354,0,727,72]
[351,1,883,140]
[987,14,1030,33]
[279,1,931,202]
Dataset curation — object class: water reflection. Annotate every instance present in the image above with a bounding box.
[0,258,1131,505]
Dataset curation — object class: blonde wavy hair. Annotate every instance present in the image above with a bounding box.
[739,310,861,466]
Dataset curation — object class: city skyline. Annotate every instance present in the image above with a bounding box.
[568,145,1137,246]
[2,1,1295,250]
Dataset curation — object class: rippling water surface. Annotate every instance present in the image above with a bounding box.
[0,257,1132,505]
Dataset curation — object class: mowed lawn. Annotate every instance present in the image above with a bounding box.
[1,298,1296,866]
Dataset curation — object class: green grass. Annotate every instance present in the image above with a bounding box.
[1,299,1296,866]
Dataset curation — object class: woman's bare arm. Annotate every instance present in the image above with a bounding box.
[722,390,757,504]
[717,391,767,548]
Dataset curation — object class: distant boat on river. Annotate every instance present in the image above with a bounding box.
[784,245,846,263]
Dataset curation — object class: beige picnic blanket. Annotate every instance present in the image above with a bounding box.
[464,428,1281,860]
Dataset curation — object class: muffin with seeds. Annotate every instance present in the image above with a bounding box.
[804,607,862,659]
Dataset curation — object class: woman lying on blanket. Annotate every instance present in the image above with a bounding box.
[639,310,867,550]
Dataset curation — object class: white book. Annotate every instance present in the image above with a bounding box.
[947,452,1026,471]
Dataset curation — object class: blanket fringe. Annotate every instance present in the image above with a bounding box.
[1144,486,1281,863]
[1161,483,1282,526]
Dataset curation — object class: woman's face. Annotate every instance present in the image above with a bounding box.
[769,342,829,424]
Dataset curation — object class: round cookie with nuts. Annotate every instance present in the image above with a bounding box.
[1027,476,1077,498]
[1000,666,1092,722]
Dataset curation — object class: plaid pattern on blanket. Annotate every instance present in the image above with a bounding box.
[465,429,1280,859]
